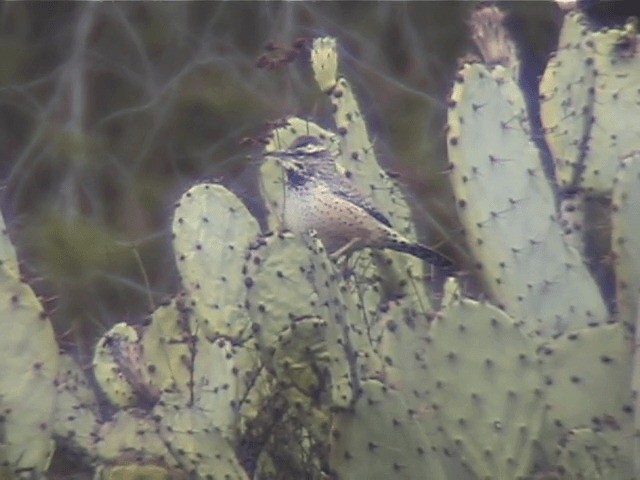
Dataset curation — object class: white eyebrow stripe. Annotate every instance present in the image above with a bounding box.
[296,145,327,155]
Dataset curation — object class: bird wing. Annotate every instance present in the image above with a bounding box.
[328,175,392,228]
[309,156,393,228]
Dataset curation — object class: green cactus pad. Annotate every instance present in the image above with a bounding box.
[155,404,248,479]
[541,12,640,194]
[329,379,449,480]
[132,297,262,445]
[612,152,640,327]
[244,231,358,408]
[539,12,595,189]
[376,296,434,394]
[190,337,262,445]
[447,61,607,337]
[423,297,545,478]
[580,18,640,193]
[372,297,475,478]
[553,427,634,479]
[172,183,260,341]
[538,322,633,456]
[138,299,192,397]
[54,353,99,461]
[0,277,59,477]
[94,410,176,468]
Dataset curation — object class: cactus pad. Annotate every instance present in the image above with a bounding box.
[539,12,595,189]
[172,183,260,340]
[538,322,633,457]
[423,297,545,478]
[447,61,607,337]
[0,277,59,476]
[611,152,640,327]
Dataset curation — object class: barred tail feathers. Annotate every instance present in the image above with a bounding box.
[384,233,453,268]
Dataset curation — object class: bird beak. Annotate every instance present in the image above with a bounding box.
[267,149,294,159]
[264,150,295,171]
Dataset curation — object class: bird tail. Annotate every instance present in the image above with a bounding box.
[387,238,453,269]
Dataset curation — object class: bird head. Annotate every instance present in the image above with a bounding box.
[268,135,333,187]
[270,135,330,160]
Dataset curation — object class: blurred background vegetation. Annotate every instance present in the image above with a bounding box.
[0,1,637,362]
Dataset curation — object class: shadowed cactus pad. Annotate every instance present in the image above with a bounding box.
[612,152,640,327]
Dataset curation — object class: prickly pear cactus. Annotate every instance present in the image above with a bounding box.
[455,6,638,478]
[328,295,451,480]
[93,409,174,468]
[154,404,248,479]
[329,283,547,480]
[87,278,267,470]
[137,299,192,395]
[44,10,640,479]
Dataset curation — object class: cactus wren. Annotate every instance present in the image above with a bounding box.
[269,135,452,268]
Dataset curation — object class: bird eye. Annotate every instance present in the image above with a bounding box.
[290,135,319,150]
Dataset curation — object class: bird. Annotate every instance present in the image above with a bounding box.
[268,135,453,269]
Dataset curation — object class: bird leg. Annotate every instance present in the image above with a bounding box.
[329,237,362,260]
